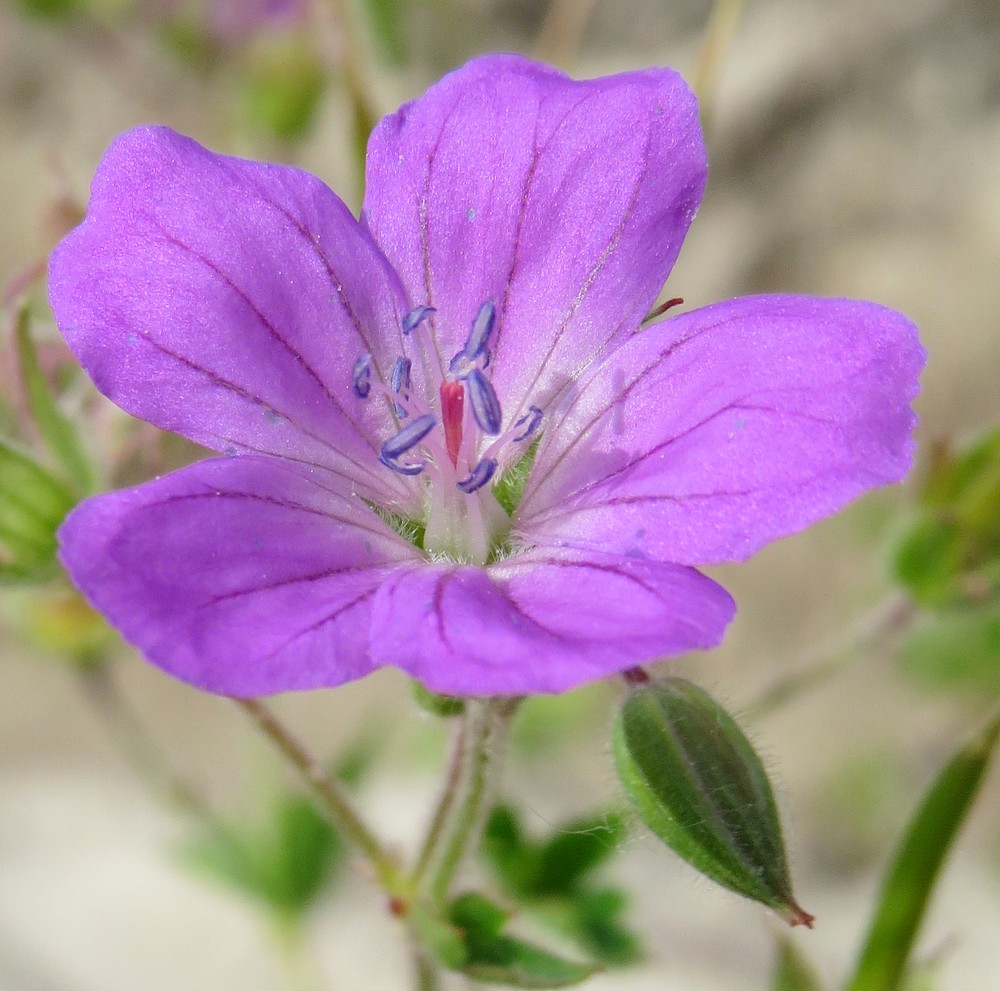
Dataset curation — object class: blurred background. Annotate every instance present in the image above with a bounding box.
[1,0,999,988]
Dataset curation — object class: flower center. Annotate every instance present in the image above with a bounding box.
[352,302,542,565]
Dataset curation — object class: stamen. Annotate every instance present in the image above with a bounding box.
[380,413,436,476]
[402,305,436,334]
[439,380,464,467]
[379,452,425,476]
[642,296,685,325]
[463,301,495,360]
[352,354,372,398]
[390,357,412,418]
[513,405,543,442]
[382,413,436,458]
[457,457,497,494]
[466,368,502,435]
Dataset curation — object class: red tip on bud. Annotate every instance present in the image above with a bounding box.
[784,901,816,929]
[388,896,409,918]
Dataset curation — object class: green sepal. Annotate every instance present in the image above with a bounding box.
[412,680,465,717]
[15,309,95,496]
[449,893,598,989]
[843,711,1000,991]
[613,677,811,925]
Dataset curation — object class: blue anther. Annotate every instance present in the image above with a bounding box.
[513,405,543,442]
[381,413,436,460]
[379,451,425,477]
[463,301,495,360]
[352,353,372,398]
[402,305,436,334]
[390,357,412,418]
[391,356,412,394]
[457,457,497,494]
[466,368,502,435]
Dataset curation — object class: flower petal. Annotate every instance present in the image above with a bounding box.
[49,126,415,507]
[363,54,706,421]
[519,295,924,565]
[58,456,420,695]
[371,547,735,695]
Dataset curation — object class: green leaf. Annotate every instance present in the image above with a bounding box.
[531,812,626,897]
[480,805,640,967]
[843,712,1000,991]
[15,309,94,495]
[449,893,598,988]
[771,935,825,991]
[571,888,641,966]
[613,678,811,925]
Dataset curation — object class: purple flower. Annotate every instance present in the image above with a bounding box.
[48,55,924,697]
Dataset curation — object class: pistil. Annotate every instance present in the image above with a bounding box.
[439,380,465,467]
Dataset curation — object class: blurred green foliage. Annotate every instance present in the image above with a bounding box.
[446,891,598,988]
[895,430,1000,606]
[895,430,1000,695]
[481,803,639,966]
[180,791,343,917]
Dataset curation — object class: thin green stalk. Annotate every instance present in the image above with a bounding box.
[412,711,469,883]
[235,697,405,897]
[746,595,915,720]
[427,698,520,906]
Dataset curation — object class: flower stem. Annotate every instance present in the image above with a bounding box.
[412,711,469,883]
[411,942,441,991]
[426,698,520,906]
[234,697,405,897]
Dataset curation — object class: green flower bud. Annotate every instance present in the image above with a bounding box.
[613,677,812,926]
